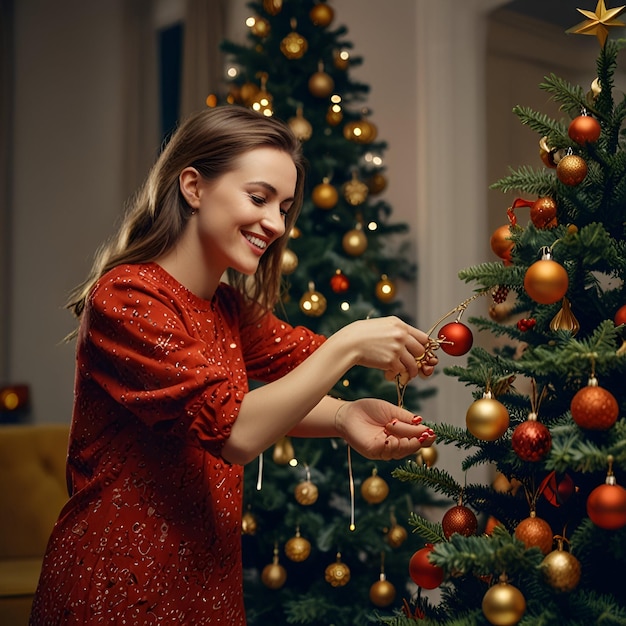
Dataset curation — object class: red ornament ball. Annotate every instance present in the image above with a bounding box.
[511,418,552,462]
[556,154,588,186]
[437,321,473,356]
[408,544,445,589]
[515,514,554,555]
[524,258,569,304]
[615,304,626,326]
[330,270,349,293]
[530,197,558,229]
[442,505,478,539]
[570,383,619,430]
[568,115,601,144]
[490,225,514,264]
[587,483,626,530]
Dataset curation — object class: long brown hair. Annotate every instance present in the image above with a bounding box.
[66,106,306,324]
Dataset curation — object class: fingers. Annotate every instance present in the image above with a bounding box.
[384,416,434,440]
[381,431,436,460]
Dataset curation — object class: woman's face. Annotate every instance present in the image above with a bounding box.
[192,147,297,277]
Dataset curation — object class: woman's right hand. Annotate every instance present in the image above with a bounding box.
[331,316,437,382]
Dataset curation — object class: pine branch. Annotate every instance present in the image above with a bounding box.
[512,104,567,140]
[538,73,588,118]
[488,165,557,196]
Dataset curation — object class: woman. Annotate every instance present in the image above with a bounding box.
[30,106,437,625]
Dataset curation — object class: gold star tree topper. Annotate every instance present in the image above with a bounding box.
[567,0,626,47]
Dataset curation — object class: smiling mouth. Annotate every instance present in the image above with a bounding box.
[244,233,268,250]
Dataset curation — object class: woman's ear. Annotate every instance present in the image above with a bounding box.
[179,167,202,208]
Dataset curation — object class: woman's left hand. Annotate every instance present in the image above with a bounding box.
[335,398,435,461]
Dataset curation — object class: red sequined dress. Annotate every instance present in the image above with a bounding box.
[30,263,325,625]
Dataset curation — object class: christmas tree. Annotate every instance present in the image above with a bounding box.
[381,4,626,626]
[215,1,438,624]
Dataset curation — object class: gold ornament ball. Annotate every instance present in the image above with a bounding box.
[416,444,438,467]
[386,523,408,548]
[556,154,587,186]
[285,535,312,562]
[263,0,282,15]
[344,118,378,143]
[368,172,388,195]
[308,70,335,98]
[294,480,319,505]
[325,560,351,587]
[466,397,510,441]
[369,578,396,608]
[342,228,368,256]
[514,515,553,555]
[482,581,526,626]
[281,248,298,275]
[375,276,396,303]
[272,436,294,465]
[288,110,313,141]
[261,562,287,589]
[343,176,369,206]
[250,16,270,38]
[361,473,390,504]
[280,31,308,59]
[326,104,343,126]
[299,289,327,317]
[241,511,257,535]
[542,548,581,592]
[312,181,339,209]
[524,259,569,305]
[310,2,334,26]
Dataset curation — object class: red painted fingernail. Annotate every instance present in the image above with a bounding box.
[412,415,422,424]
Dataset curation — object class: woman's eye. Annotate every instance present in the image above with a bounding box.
[249,194,266,206]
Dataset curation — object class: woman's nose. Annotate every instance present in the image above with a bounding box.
[261,204,286,237]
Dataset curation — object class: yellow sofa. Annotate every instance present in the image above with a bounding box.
[0,423,70,625]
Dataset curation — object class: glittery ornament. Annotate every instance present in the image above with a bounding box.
[568,114,601,144]
[325,553,350,587]
[312,178,338,209]
[542,539,581,593]
[587,456,626,530]
[556,154,587,186]
[570,376,619,430]
[441,500,478,539]
[294,480,318,505]
[361,469,389,504]
[285,528,312,562]
[530,196,558,228]
[408,544,444,589]
[514,511,553,554]
[482,575,526,626]
[490,224,514,264]
[511,413,552,462]
[369,576,396,607]
[437,321,473,356]
[466,392,510,441]
[342,171,369,206]
[492,285,509,304]
[524,248,568,304]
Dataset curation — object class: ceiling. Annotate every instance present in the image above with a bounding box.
[506,0,609,28]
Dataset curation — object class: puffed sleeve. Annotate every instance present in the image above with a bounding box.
[77,270,244,454]
[238,302,326,382]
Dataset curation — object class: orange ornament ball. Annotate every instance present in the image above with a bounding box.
[556,154,587,186]
[515,514,553,555]
[587,483,626,530]
[530,197,558,229]
[568,115,601,144]
[490,225,514,263]
[524,258,569,304]
[570,383,619,430]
